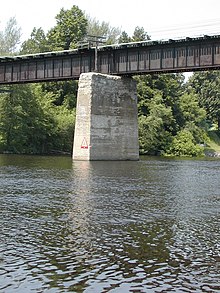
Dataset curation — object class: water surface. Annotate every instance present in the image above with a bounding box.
[0,155,220,292]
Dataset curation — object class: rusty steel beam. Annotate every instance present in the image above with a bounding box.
[1,35,220,84]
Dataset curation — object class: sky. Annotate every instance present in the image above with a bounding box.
[1,0,220,43]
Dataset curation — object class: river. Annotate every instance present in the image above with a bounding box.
[0,154,220,292]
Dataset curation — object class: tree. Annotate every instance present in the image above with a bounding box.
[138,94,174,154]
[118,27,150,44]
[0,17,21,55]
[135,73,208,156]
[177,92,206,128]
[118,31,131,43]
[136,74,184,133]
[188,71,220,129]
[0,84,75,154]
[132,26,150,42]
[20,27,48,54]
[164,92,208,156]
[0,84,57,153]
[165,129,204,157]
[86,16,121,45]
[47,5,88,50]
[41,80,78,108]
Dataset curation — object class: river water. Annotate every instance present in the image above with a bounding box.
[0,154,220,292]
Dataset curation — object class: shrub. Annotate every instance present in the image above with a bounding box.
[165,129,204,157]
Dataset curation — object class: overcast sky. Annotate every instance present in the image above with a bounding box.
[1,0,220,42]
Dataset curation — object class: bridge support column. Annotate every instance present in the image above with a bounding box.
[72,72,139,160]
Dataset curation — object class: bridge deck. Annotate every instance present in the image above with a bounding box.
[1,35,220,84]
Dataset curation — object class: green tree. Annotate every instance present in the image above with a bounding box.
[118,31,131,43]
[188,71,220,129]
[41,5,84,110]
[136,74,184,133]
[118,27,150,44]
[136,74,184,108]
[0,84,75,154]
[41,80,78,108]
[20,27,49,54]
[177,92,206,128]
[165,130,204,157]
[47,5,87,50]
[135,73,208,156]
[164,92,208,156]
[34,84,75,153]
[52,105,75,153]
[138,94,174,154]
[0,85,56,153]
[132,26,150,42]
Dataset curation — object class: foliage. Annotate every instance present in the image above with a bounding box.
[165,130,204,157]
[136,73,184,115]
[41,80,78,108]
[0,8,81,154]
[52,105,75,153]
[118,31,131,43]
[0,17,21,55]
[20,27,49,54]
[86,16,121,45]
[136,73,184,145]
[0,84,75,154]
[0,85,54,153]
[188,71,220,129]
[34,85,75,154]
[47,5,88,50]
[132,26,150,42]
[118,26,150,44]
[138,94,174,154]
[177,92,206,127]
[136,75,208,156]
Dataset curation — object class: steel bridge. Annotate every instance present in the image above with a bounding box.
[1,34,220,84]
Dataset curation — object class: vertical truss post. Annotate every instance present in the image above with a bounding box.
[79,35,106,72]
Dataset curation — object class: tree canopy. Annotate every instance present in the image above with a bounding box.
[188,71,220,130]
[86,16,121,44]
[47,5,88,50]
[20,27,48,54]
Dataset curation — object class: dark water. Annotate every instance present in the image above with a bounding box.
[0,154,220,293]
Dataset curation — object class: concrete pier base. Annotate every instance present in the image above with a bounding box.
[72,73,139,161]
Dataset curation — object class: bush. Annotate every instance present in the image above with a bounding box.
[165,129,204,157]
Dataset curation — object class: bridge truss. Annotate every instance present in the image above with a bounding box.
[1,35,220,84]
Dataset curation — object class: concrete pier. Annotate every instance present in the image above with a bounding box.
[72,73,139,160]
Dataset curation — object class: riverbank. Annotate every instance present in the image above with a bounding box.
[204,149,220,158]
[205,130,220,157]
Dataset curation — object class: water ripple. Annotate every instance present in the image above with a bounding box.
[0,155,220,292]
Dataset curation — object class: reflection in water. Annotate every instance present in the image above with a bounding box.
[0,155,220,292]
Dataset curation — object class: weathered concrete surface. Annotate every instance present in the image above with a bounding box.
[72,72,139,160]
